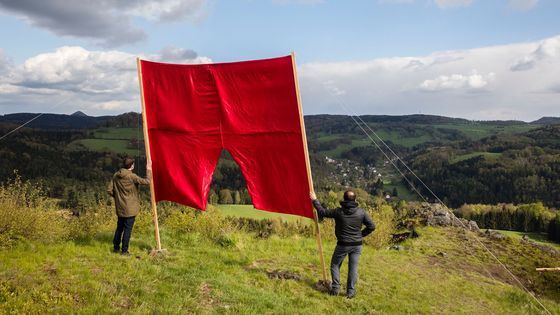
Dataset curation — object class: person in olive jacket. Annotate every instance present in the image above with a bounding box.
[108,157,151,255]
[310,190,375,299]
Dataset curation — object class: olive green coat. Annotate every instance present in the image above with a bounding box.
[107,168,151,217]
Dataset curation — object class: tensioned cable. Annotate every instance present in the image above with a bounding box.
[332,95,501,281]
[325,87,552,315]
[0,98,72,142]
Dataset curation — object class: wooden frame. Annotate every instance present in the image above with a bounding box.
[291,52,329,282]
[136,58,163,252]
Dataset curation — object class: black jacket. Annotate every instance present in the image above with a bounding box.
[312,199,376,246]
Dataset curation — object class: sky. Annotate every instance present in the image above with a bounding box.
[0,0,558,121]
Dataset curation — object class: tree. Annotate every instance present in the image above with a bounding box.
[233,190,241,204]
[219,189,233,204]
[240,189,252,204]
[208,189,218,204]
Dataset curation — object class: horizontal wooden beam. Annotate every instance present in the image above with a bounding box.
[536,267,560,272]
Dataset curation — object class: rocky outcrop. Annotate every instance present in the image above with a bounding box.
[407,202,480,232]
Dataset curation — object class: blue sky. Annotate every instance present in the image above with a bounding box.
[0,0,559,120]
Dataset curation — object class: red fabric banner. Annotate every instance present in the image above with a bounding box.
[140,56,314,219]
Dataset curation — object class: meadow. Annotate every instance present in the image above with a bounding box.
[1,179,559,314]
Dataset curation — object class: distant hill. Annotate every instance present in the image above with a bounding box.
[71,111,89,117]
[531,116,560,125]
[0,113,111,129]
[1,112,558,130]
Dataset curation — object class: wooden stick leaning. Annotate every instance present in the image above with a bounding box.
[136,58,163,253]
[291,52,329,283]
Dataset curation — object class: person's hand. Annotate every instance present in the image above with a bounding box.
[147,159,152,171]
[309,192,316,200]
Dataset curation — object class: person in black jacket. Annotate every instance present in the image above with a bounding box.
[310,190,375,299]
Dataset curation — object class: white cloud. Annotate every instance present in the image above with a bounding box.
[0,46,211,115]
[508,0,539,10]
[511,36,560,71]
[126,0,207,22]
[419,71,495,91]
[299,34,560,121]
[2,36,560,121]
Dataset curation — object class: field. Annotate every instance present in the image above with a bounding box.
[93,128,143,140]
[67,128,143,156]
[68,139,140,156]
[450,152,503,164]
[496,230,560,250]
[1,222,558,314]
[428,123,536,140]
[383,181,420,201]
[216,204,307,223]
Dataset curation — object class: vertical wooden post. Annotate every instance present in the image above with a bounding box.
[136,58,162,251]
[291,52,329,282]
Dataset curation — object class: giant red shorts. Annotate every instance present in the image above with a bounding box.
[140,56,313,218]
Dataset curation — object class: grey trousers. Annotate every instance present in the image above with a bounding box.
[330,244,362,295]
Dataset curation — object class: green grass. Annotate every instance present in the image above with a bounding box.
[430,123,537,140]
[450,152,502,164]
[94,128,143,140]
[495,230,560,250]
[366,129,433,148]
[321,138,371,157]
[215,204,309,223]
[68,139,140,156]
[383,182,419,201]
[1,224,558,314]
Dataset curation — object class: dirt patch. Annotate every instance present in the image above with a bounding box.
[198,282,218,311]
[91,267,103,274]
[244,259,273,271]
[314,279,332,293]
[265,270,302,281]
[42,264,57,276]
[114,296,132,310]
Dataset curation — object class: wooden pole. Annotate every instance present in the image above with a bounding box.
[291,52,328,283]
[136,58,163,252]
[536,267,560,272]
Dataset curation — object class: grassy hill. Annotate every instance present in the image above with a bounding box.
[1,207,559,314]
[0,176,558,314]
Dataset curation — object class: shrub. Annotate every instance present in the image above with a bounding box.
[0,175,112,248]
[164,205,238,245]
[364,204,395,248]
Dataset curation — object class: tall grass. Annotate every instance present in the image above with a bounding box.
[0,175,113,248]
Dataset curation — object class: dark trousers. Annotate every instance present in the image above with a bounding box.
[113,216,136,253]
[330,245,362,296]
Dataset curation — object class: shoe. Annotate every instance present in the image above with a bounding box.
[346,293,356,299]
[328,288,339,296]
[113,248,120,253]
[121,251,131,256]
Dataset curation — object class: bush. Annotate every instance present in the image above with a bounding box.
[364,204,396,248]
[0,175,112,248]
[164,205,238,244]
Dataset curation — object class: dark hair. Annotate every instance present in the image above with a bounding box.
[343,190,356,201]
[123,158,135,169]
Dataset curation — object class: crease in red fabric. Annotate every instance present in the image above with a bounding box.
[140,56,313,219]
